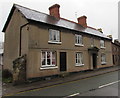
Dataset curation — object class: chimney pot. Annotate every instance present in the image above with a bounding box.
[49,4,60,19]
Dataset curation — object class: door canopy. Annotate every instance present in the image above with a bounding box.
[88,46,99,52]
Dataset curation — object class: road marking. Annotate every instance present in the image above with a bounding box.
[4,70,119,96]
[67,93,79,97]
[98,80,120,89]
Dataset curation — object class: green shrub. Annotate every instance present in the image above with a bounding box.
[3,77,12,83]
[2,69,13,79]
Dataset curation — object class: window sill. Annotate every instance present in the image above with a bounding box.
[100,47,106,49]
[75,44,84,47]
[40,66,58,70]
[48,41,62,44]
[91,45,94,47]
[101,62,107,65]
[75,64,84,66]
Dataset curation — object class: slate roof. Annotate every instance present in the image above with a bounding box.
[3,4,111,40]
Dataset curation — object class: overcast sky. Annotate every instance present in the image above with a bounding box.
[0,0,119,42]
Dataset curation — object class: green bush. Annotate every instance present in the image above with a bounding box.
[3,77,12,83]
[2,69,13,83]
[2,69,13,79]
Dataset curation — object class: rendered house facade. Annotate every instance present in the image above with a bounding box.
[112,40,120,66]
[3,4,113,79]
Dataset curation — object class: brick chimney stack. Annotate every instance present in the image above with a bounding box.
[49,4,60,19]
[77,16,87,28]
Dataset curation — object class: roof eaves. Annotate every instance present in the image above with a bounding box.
[2,6,16,32]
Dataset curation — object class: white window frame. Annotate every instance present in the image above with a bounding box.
[48,29,61,44]
[75,52,84,66]
[41,51,58,69]
[75,34,84,46]
[101,53,106,65]
[100,40,105,48]
[91,38,94,47]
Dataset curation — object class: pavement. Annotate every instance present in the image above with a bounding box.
[2,65,120,97]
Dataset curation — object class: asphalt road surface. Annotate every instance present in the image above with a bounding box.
[6,70,119,97]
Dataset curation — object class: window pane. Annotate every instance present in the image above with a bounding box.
[46,52,50,65]
[56,31,60,41]
[49,29,53,41]
[100,40,105,47]
[75,35,77,43]
[42,58,45,65]
[42,52,46,65]
[52,52,56,65]
[47,59,50,65]
[76,53,83,65]
[76,58,78,64]
[42,52,45,59]
[47,52,50,58]
[80,54,82,64]
[78,36,80,44]
[80,35,82,44]
[78,58,80,64]
[52,52,56,59]
[52,59,56,65]
[91,38,94,46]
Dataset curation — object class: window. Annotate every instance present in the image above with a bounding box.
[75,52,84,66]
[49,29,60,43]
[100,40,105,48]
[41,51,57,69]
[91,38,94,47]
[113,55,115,64]
[75,34,83,46]
[101,53,106,64]
[115,55,117,62]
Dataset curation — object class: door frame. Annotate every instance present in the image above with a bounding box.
[92,53,97,69]
[60,52,67,72]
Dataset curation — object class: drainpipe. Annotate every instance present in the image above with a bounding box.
[19,23,29,56]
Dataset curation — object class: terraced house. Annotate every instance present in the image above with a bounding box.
[112,40,120,66]
[3,4,113,79]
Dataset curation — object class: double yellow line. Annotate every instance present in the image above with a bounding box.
[3,70,119,97]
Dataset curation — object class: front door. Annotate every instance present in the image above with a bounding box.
[60,52,67,71]
[92,53,97,69]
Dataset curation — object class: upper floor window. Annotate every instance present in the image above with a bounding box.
[100,40,105,48]
[75,52,84,66]
[75,34,83,46]
[91,38,94,47]
[101,53,106,65]
[49,29,61,44]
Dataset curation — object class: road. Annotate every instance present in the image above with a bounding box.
[7,70,119,97]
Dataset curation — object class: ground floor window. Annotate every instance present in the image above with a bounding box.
[41,51,56,68]
[75,52,84,66]
[101,53,106,64]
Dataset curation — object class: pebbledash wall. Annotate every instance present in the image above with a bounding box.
[3,4,113,79]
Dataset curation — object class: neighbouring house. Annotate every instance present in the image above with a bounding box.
[0,42,4,70]
[112,40,120,66]
[2,4,113,79]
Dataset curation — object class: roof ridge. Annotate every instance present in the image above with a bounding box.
[14,3,50,17]
[87,26,97,30]
[60,18,85,28]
